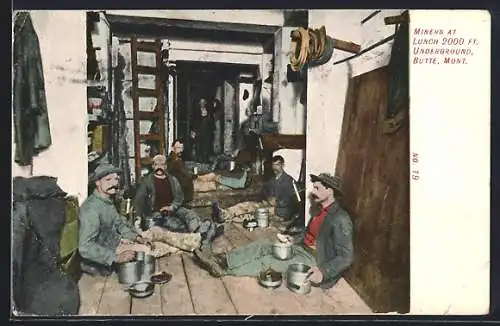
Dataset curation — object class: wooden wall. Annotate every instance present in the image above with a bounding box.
[335,66,409,313]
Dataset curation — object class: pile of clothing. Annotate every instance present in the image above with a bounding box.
[12,176,80,315]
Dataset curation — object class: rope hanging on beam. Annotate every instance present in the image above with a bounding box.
[289,26,335,72]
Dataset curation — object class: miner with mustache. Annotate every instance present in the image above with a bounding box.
[78,162,212,277]
[78,163,152,276]
[134,154,223,249]
[195,173,355,289]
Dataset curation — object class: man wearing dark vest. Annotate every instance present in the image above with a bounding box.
[210,155,297,224]
[134,154,223,249]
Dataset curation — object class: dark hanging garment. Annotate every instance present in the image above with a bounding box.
[384,22,409,135]
[13,12,52,166]
[12,176,80,316]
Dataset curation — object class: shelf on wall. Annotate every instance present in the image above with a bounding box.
[87,80,107,88]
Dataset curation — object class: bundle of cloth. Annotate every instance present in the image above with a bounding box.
[12,176,80,316]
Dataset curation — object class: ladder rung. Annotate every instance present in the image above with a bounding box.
[140,134,161,141]
[136,65,157,75]
[136,41,158,53]
[137,88,157,97]
[137,111,161,120]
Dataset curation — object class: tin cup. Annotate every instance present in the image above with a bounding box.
[135,251,145,262]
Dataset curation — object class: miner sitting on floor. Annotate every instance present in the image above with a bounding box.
[195,173,354,289]
[134,154,224,250]
[167,138,249,195]
[211,155,297,224]
[78,163,203,276]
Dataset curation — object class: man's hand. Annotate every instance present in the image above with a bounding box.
[277,233,295,244]
[135,235,153,247]
[267,197,277,206]
[120,239,134,245]
[115,250,136,263]
[308,266,323,284]
[159,205,173,213]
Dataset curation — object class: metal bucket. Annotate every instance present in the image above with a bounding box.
[142,216,163,230]
[272,242,294,260]
[286,263,312,294]
[255,208,269,228]
[118,261,141,284]
[139,254,156,282]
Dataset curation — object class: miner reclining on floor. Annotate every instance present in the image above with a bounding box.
[167,138,250,196]
[211,155,297,224]
[195,173,354,289]
[78,163,204,277]
[134,154,224,250]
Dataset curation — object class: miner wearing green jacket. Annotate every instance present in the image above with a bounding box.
[194,173,354,289]
[78,163,151,276]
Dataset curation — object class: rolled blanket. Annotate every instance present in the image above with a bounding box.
[146,227,202,252]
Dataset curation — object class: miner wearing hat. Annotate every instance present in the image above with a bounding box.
[79,163,203,276]
[134,154,223,249]
[194,172,354,289]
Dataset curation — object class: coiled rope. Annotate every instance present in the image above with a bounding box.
[289,26,333,72]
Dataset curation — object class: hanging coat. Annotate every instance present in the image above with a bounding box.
[13,12,52,166]
[385,22,409,134]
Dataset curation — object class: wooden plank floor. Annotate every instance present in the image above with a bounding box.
[78,222,372,315]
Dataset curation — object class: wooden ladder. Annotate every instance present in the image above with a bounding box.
[130,37,166,180]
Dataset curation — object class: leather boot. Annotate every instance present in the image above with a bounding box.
[80,260,113,277]
[213,252,228,270]
[194,248,227,278]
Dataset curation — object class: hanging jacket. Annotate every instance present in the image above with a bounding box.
[386,22,409,120]
[12,176,80,315]
[13,12,52,166]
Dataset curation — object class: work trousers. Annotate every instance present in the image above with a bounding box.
[225,238,316,277]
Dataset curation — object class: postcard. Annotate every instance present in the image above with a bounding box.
[11,9,490,317]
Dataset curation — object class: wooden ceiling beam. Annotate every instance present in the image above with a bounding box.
[105,14,281,35]
[384,10,409,25]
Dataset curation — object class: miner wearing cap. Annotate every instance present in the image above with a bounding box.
[193,172,354,289]
[134,154,223,249]
[78,163,153,276]
[79,163,203,276]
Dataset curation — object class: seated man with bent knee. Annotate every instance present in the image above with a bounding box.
[195,173,354,289]
[167,138,249,194]
[78,164,154,276]
[79,163,203,276]
[134,154,223,249]
[211,155,297,224]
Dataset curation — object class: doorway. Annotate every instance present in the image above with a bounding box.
[172,61,259,161]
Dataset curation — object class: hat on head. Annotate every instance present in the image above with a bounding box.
[90,163,122,182]
[310,173,343,195]
[152,154,167,165]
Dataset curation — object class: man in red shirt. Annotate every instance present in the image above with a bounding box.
[194,172,354,289]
